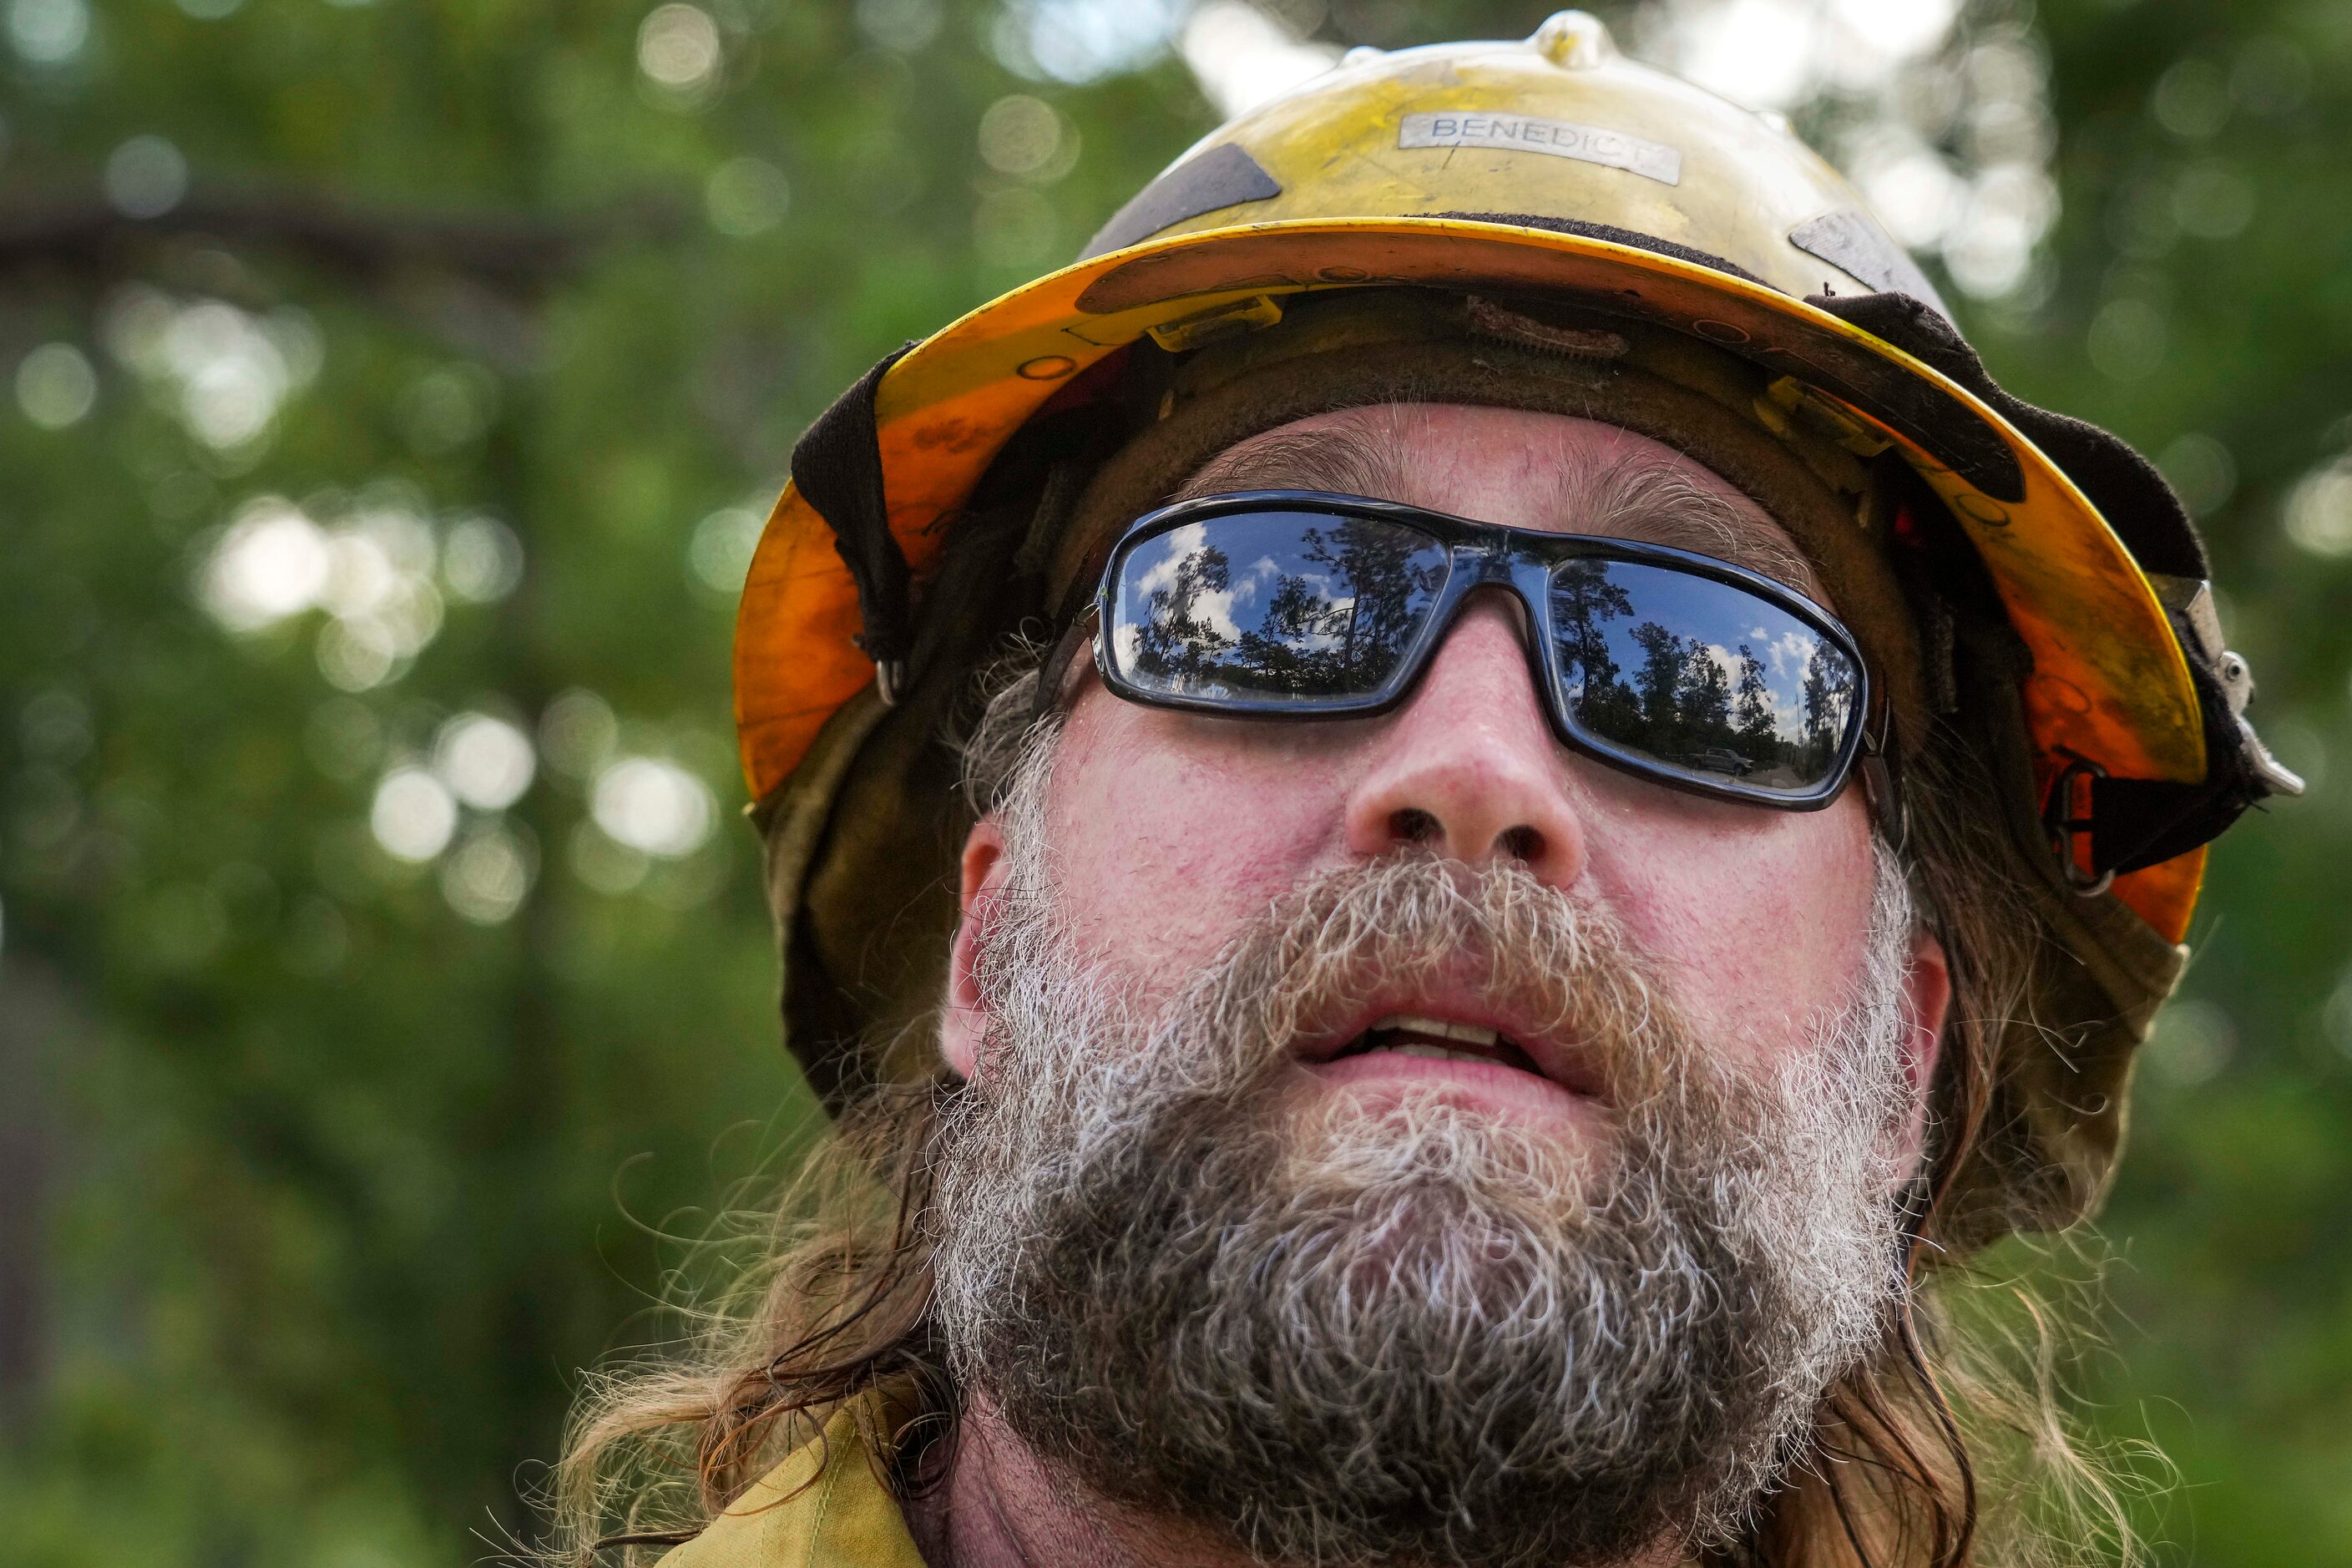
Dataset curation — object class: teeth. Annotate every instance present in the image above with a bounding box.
[1370,1013,1502,1048]
[1388,1042,1490,1064]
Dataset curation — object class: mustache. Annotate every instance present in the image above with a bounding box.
[1032,850,1707,1111]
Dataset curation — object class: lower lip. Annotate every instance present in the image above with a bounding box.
[1304,1049,1602,1124]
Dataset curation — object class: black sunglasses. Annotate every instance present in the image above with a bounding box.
[1041,491,1884,812]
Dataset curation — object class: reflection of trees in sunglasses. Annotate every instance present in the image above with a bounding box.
[1128,535,1238,688]
[1117,519,1855,791]
[1124,518,1444,701]
[1550,561,1854,789]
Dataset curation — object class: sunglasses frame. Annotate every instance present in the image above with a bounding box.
[1083,489,1880,812]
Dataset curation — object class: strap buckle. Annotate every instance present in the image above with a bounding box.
[1857,688,1909,855]
[2042,757,2113,897]
[1030,608,1099,724]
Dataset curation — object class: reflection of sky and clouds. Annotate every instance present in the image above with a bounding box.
[1683,627,1824,731]
[1120,523,1241,648]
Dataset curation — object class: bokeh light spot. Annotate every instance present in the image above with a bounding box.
[1827,0,1956,63]
[317,618,400,691]
[8,0,90,65]
[2284,459,2352,559]
[978,95,1068,178]
[104,134,190,218]
[1941,164,2056,299]
[994,0,1180,84]
[590,757,715,858]
[2323,969,2352,1057]
[689,507,763,594]
[1180,0,1339,117]
[705,157,792,236]
[15,341,98,428]
[855,0,941,53]
[148,298,310,450]
[200,498,331,631]
[540,690,620,781]
[2173,159,2257,241]
[1850,135,1961,249]
[442,514,525,604]
[2151,56,2230,140]
[1657,0,1817,112]
[441,826,534,924]
[637,3,722,93]
[370,767,458,862]
[2145,999,2236,1087]
[434,713,536,812]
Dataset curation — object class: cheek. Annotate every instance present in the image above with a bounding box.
[1041,688,1881,1060]
[1586,792,1878,1061]
[1044,695,1342,992]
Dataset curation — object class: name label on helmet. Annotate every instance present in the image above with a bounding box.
[1398,112,1682,186]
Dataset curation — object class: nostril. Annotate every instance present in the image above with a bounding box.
[1495,824,1545,863]
[1388,807,1442,846]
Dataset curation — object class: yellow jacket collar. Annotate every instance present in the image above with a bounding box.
[659,1399,925,1568]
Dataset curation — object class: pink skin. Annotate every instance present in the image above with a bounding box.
[918,403,1952,1568]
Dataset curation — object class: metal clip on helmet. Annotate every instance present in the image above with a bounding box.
[737,13,2299,1246]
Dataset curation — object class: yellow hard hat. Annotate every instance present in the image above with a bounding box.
[735,15,2296,1235]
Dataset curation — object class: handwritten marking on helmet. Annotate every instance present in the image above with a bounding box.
[1398,112,1681,186]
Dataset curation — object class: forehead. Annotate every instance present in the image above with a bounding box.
[1174,403,1823,602]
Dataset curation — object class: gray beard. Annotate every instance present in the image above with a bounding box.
[930,750,1917,1568]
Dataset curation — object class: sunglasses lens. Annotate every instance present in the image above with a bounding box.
[1548,559,1860,796]
[1109,511,1449,706]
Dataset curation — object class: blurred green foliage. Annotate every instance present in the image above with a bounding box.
[0,0,2346,1563]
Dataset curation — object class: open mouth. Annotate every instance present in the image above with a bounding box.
[1329,1014,1548,1077]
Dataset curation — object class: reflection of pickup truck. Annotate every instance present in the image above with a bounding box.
[1687,747,1755,776]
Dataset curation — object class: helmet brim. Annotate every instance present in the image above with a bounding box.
[735,216,2205,938]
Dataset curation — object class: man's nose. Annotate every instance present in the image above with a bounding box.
[1342,593,1588,888]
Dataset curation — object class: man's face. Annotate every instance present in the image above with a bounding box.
[944,403,1946,1133]
[928,402,1950,1565]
